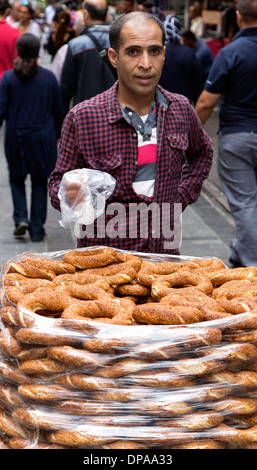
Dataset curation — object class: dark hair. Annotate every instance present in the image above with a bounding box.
[238,0,257,22]
[0,0,10,16]
[14,34,40,80]
[109,11,165,51]
[182,30,197,41]
[84,0,108,22]
[20,1,34,16]
[53,10,71,50]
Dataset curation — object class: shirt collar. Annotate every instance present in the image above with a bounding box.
[233,25,257,41]
[107,82,169,123]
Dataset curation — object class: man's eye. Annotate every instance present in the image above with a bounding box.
[128,49,138,56]
[151,48,161,55]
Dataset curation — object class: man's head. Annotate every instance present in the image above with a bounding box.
[182,30,197,47]
[108,12,166,108]
[121,0,134,14]
[9,1,21,20]
[0,0,10,19]
[237,0,257,26]
[189,2,201,19]
[83,0,108,25]
[109,11,165,52]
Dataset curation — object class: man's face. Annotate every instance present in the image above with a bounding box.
[109,20,165,103]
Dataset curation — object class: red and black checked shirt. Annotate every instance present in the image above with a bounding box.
[48,82,213,254]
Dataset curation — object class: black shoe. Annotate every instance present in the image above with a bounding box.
[228,256,245,268]
[13,222,29,237]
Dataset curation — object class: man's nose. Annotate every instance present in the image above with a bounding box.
[138,52,152,69]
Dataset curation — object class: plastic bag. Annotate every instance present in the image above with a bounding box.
[1,246,257,449]
[57,169,116,228]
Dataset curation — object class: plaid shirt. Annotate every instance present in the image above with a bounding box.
[49,82,213,254]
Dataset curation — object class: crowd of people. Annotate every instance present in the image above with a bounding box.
[0,0,257,266]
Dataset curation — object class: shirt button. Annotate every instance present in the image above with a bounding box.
[133,132,137,137]
[129,112,133,116]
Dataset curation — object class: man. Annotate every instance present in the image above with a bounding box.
[159,15,203,104]
[182,30,213,84]
[189,2,203,38]
[60,0,116,114]
[49,12,213,255]
[5,1,20,25]
[195,0,257,267]
[0,0,20,82]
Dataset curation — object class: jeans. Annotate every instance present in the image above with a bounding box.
[218,132,257,266]
[9,174,48,240]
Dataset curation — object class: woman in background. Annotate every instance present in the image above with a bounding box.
[47,9,75,60]
[0,34,65,242]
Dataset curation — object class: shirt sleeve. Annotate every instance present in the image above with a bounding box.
[177,104,213,210]
[204,49,229,94]
[48,109,83,211]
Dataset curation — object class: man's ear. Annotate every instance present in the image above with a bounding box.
[108,48,118,69]
[236,9,243,28]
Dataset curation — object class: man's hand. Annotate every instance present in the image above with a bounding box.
[62,174,87,207]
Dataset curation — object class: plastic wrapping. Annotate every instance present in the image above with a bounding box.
[57,169,116,228]
[1,246,257,449]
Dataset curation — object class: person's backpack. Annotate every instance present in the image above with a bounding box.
[84,30,117,87]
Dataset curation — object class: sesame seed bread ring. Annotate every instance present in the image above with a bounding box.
[127,370,196,388]
[136,260,183,286]
[130,341,181,361]
[16,287,72,317]
[20,358,68,375]
[56,282,113,301]
[8,261,56,281]
[133,303,204,325]
[99,440,148,449]
[92,358,150,378]
[196,343,257,369]
[62,247,126,269]
[15,326,81,347]
[46,428,115,447]
[17,384,82,402]
[0,411,27,438]
[151,271,213,300]
[22,257,76,275]
[173,440,225,449]
[0,359,33,385]
[0,306,35,328]
[61,297,135,326]
[211,397,257,415]
[210,266,257,287]
[0,329,24,357]
[47,345,112,368]
[206,370,257,388]
[183,257,226,272]
[115,282,151,297]
[55,373,118,390]
[55,399,120,416]
[12,408,74,432]
[156,410,223,430]
[0,384,25,407]
[212,280,257,300]
[144,399,194,416]
[9,437,69,449]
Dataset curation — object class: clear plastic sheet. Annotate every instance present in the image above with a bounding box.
[1,246,257,449]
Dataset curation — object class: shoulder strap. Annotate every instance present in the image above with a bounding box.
[83,30,117,78]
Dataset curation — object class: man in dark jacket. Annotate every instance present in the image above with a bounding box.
[60,0,116,113]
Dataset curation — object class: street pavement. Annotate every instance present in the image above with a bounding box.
[0,52,235,267]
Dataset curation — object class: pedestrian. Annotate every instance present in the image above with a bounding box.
[60,0,117,114]
[47,9,75,60]
[189,1,203,38]
[195,0,257,267]
[159,15,203,104]
[0,33,65,242]
[0,0,20,83]
[182,30,213,84]
[5,1,21,26]
[48,11,213,255]
[12,1,41,39]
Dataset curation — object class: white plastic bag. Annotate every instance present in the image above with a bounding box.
[57,169,116,229]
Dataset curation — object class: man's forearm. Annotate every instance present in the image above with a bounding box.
[195,90,221,124]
